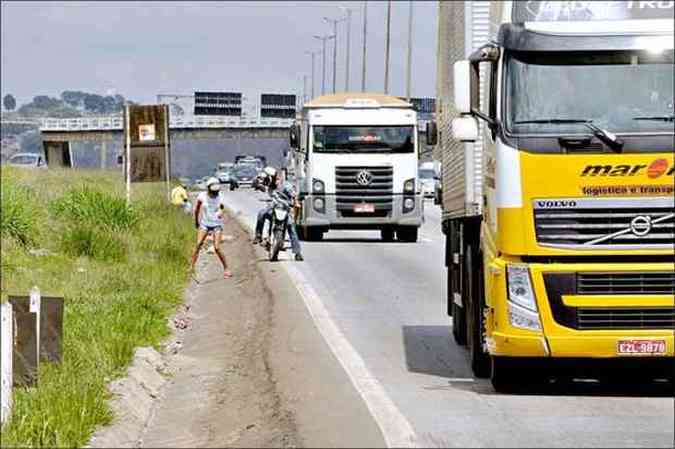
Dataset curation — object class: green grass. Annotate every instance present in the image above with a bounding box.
[0,167,194,448]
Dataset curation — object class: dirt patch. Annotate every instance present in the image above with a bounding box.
[90,217,300,448]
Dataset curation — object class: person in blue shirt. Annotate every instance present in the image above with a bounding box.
[190,177,232,278]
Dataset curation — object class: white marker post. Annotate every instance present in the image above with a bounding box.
[1,302,14,424]
[125,104,132,205]
[30,286,41,360]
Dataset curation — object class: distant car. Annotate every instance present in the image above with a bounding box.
[178,176,192,186]
[193,177,209,191]
[418,167,438,199]
[215,166,234,184]
[7,152,47,169]
[232,165,258,188]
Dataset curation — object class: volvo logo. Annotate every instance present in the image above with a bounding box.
[356,170,373,186]
[630,216,652,236]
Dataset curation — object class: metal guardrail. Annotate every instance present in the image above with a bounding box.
[37,115,295,132]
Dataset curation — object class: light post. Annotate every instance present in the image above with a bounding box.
[324,15,346,93]
[313,34,335,95]
[406,0,413,101]
[339,6,356,92]
[361,1,368,92]
[384,0,392,94]
[305,50,319,99]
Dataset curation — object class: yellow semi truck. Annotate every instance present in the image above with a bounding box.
[435,1,674,391]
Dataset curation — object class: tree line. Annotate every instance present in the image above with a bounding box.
[3,91,135,117]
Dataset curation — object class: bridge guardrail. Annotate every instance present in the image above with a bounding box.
[37,115,296,131]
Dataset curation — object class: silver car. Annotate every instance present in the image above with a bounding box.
[7,153,47,169]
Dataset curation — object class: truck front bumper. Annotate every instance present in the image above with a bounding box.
[302,194,424,229]
[486,259,675,359]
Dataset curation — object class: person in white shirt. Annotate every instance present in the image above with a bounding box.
[190,177,232,279]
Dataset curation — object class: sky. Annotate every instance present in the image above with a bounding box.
[1,1,439,107]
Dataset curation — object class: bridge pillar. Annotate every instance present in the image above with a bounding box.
[42,141,72,168]
[100,141,107,169]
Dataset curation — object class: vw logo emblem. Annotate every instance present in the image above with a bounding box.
[630,216,652,236]
[356,170,373,186]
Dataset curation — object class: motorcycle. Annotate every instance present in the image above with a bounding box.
[266,199,291,262]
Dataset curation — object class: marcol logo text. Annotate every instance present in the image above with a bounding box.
[581,159,674,178]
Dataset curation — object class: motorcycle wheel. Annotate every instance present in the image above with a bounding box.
[270,228,284,262]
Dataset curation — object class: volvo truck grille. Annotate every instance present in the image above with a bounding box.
[533,198,675,249]
[578,272,675,295]
[576,307,675,330]
[335,166,393,215]
[544,273,675,331]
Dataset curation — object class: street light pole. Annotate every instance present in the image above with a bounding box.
[324,16,345,94]
[339,6,355,92]
[305,50,318,99]
[384,0,392,94]
[313,35,334,95]
[361,0,368,92]
[406,0,413,101]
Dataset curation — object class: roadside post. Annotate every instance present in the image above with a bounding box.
[1,302,13,424]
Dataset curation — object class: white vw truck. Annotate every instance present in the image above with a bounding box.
[289,93,433,242]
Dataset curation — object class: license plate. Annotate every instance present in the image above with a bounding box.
[353,203,375,213]
[617,339,666,355]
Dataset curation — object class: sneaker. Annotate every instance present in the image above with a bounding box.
[295,254,304,261]
[252,236,262,245]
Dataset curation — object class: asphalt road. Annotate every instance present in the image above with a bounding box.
[225,188,674,448]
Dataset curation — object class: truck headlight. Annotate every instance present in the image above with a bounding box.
[313,197,325,211]
[404,198,415,210]
[506,264,541,331]
[404,179,415,193]
[312,179,324,194]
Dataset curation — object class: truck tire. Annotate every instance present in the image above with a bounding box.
[307,228,323,241]
[381,229,395,242]
[465,246,491,378]
[397,226,418,243]
[450,267,467,346]
[490,357,521,393]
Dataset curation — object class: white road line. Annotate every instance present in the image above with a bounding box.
[226,202,419,448]
[285,264,419,449]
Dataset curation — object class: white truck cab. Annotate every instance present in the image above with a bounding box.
[289,93,434,242]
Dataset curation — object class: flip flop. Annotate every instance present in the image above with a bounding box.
[223,271,233,279]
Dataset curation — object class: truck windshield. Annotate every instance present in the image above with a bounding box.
[505,50,674,136]
[313,126,415,153]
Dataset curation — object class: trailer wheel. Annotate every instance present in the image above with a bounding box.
[451,267,467,345]
[465,246,491,378]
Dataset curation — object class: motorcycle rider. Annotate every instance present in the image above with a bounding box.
[272,182,304,261]
[253,166,280,244]
[253,166,304,261]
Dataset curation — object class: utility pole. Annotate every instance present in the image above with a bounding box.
[384,0,392,94]
[361,1,368,92]
[406,0,413,101]
[305,50,318,99]
[324,15,345,94]
[303,75,308,104]
[340,6,355,92]
[314,34,334,95]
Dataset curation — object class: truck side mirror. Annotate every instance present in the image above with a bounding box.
[453,60,473,114]
[426,121,438,146]
[451,117,479,142]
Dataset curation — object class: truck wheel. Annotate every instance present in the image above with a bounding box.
[450,266,467,346]
[307,228,323,241]
[490,357,521,393]
[397,226,418,243]
[465,246,491,378]
[381,229,395,242]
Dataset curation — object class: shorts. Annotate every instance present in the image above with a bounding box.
[200,224,223,233]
